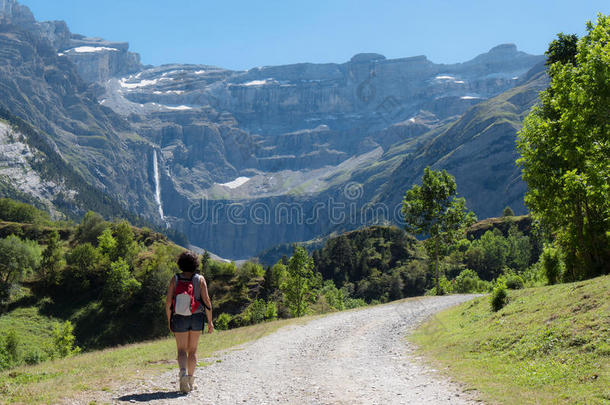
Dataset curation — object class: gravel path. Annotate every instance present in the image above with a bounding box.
[108,295,480,404]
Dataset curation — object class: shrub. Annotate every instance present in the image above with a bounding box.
[503,273,525,290]
[343,297,367,309]
[24,348,47,365]
[2,329,19,367]
[75,211,108,245]
[521,262,545,287]
[0,235,42,300]
[103,258,141,306]
[454,269,481,293]
[541,245,564,285]
[51,321,81,358]
[265,301,278,320]
[318,280,345,311]
[490,283,508,312]
[426,276,453,295]
[215,313,232,330]
[248,299,268,324]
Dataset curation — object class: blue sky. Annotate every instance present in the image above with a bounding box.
[20,0,608,70]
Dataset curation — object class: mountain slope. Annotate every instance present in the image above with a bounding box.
[376,62,549,219]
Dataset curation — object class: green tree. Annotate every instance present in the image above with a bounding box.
[281,246,316,317]
[201,250,211,273]
[502,206,515,217]
[402,167,476,294]
[38,230,64,288]
[517,15,610,279]
[103,258,141,305]
[506,226,531,272]
[97,227,117,260]
[62,243,102,293]
[75,211,108,245]
[0,235,42,300]
[112,221,137,261]
[545,32,578,66]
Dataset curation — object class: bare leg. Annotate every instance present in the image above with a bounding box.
[174,332,189,375]
[187,330,202,376]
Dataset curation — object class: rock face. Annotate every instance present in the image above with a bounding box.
[59,36,141,83]
[0,0,548,258]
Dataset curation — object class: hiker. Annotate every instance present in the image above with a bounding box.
[165,250,214,393]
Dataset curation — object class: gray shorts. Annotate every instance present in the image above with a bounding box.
[171,312,205,333]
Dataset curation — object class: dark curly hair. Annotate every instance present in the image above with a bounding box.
[177,250,200,273]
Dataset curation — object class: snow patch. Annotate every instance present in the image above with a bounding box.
[434,75,456,80]
[164,105,192,111]
[461,96,480,100]
[119,78,161,89]
[241,79,275,86]
[218,177,250,189]
[67,46,119,53]
[153,90,185,95]
[194,70,207,75]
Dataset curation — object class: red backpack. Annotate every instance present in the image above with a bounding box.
[172,274,201,316]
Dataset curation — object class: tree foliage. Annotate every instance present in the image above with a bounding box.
[0,235,41,299]
[517,15,610,279]
[402,167,476,293]
[545,32,578,66]
[281,246,316,317]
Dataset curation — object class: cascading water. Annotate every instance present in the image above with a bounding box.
[152,149,166,224]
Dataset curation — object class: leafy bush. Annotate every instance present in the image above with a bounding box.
[265,301,278,320]
[490,283,508,312]
[503,273,525,290]
[75,211,108,245]
[0,235,42,300]
[318,280,345,311]
[426,276,453,295]
[248,299,268,324]
[103,258,141,305]
[24,348,47,365]
[51,321,81,358]
[343,297,367,309]
[454,269,489,293]
[215,313,232,330]
[60,243,102,296]
[541,245,564,285]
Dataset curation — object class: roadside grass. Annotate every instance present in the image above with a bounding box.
[0,316,315,404]
[410,275,610,404]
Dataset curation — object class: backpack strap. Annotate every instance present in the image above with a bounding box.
[193,274,212,311]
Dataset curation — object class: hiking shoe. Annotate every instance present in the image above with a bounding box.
[179,375,190,393]
[178,369,189,393]
[188,375,196,391]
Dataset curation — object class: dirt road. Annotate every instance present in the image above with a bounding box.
[109,295,479,404]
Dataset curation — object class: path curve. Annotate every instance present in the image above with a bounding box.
[108,295,480,404]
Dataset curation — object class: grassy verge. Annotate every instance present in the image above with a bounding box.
[410,275,610,404]
[0,316,316,404]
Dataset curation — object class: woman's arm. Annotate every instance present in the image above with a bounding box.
[200,276,214,333]
[165,276,176,331]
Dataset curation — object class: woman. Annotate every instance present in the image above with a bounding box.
[165,251,214,393]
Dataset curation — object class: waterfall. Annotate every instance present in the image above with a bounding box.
[153,150,165,222]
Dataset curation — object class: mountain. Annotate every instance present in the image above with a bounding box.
[0,0,547,258]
